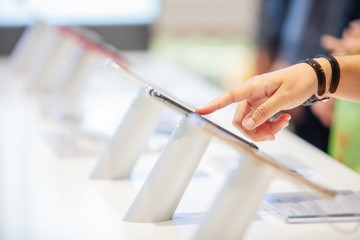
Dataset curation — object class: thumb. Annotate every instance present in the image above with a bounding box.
[242,93,284,130]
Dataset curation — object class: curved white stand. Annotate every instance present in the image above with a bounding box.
[56,50,102,101]
[25,27,61,92]
[28,36,77,94]
[194,156,275,240]
[40,48,103,120]
[46,44,85,96]
[90,91,163,179]
[124,117,212,222]
[7,22,51,77]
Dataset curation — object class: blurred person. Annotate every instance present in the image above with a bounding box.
[255,0,360,152]
[322,19,360,55]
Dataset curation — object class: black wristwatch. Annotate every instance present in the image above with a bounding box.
[301,95,330,106]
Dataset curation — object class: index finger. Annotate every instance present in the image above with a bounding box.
[195,85,252,115]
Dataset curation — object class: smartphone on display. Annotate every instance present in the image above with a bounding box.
[146,87,259,151]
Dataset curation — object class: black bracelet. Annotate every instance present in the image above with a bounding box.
[315,54,340,93]
[298,58,326,96]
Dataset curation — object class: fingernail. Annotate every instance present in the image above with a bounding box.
[243,117,255,130]
[195,107,203,113]
[266,135,275,141]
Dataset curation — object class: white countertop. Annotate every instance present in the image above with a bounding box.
[1,53,360,240]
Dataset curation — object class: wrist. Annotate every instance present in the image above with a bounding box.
[313,56,338,97]
[298,58,332,97]
[297,57,333,106]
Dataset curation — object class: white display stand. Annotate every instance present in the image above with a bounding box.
[91,91,164,179]
[46,43,86,96]
[194,156,276,240]
[121,112,334,239]
[40,46,104,120]
[54,50,101,101]
[190,119,334,239]
[27,32,77,94]
[6,22,51,77]
[124,117,212,222]
[25,27,62,92]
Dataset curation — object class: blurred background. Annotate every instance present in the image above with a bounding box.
[0,0,259,89]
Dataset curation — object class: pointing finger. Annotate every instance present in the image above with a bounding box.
[195,84,253,115]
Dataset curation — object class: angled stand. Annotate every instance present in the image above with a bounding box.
[45,44,86,96]
[7,22,51,78]
[124,117,212,222]
[40,47,103,121]
[55,50,101,101]
[25,27,62,92]
[90,91,163,179]
[193,156,275,240]
[27,33,77,94]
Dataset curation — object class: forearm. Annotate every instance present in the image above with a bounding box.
[318,55,360,102]
[195,54,360,142]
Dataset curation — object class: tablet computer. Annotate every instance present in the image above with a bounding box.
[107,59,258,150]
[107,59,336,199]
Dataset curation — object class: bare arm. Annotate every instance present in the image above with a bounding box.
[328,55,360,102]
[195,55,360,141]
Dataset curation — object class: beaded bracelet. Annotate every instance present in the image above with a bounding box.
[315,54,340,93]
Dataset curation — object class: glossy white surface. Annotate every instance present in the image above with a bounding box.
[1,54,360,240]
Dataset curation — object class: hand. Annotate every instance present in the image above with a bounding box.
[196,63,318,141]
[321,19,360,55]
